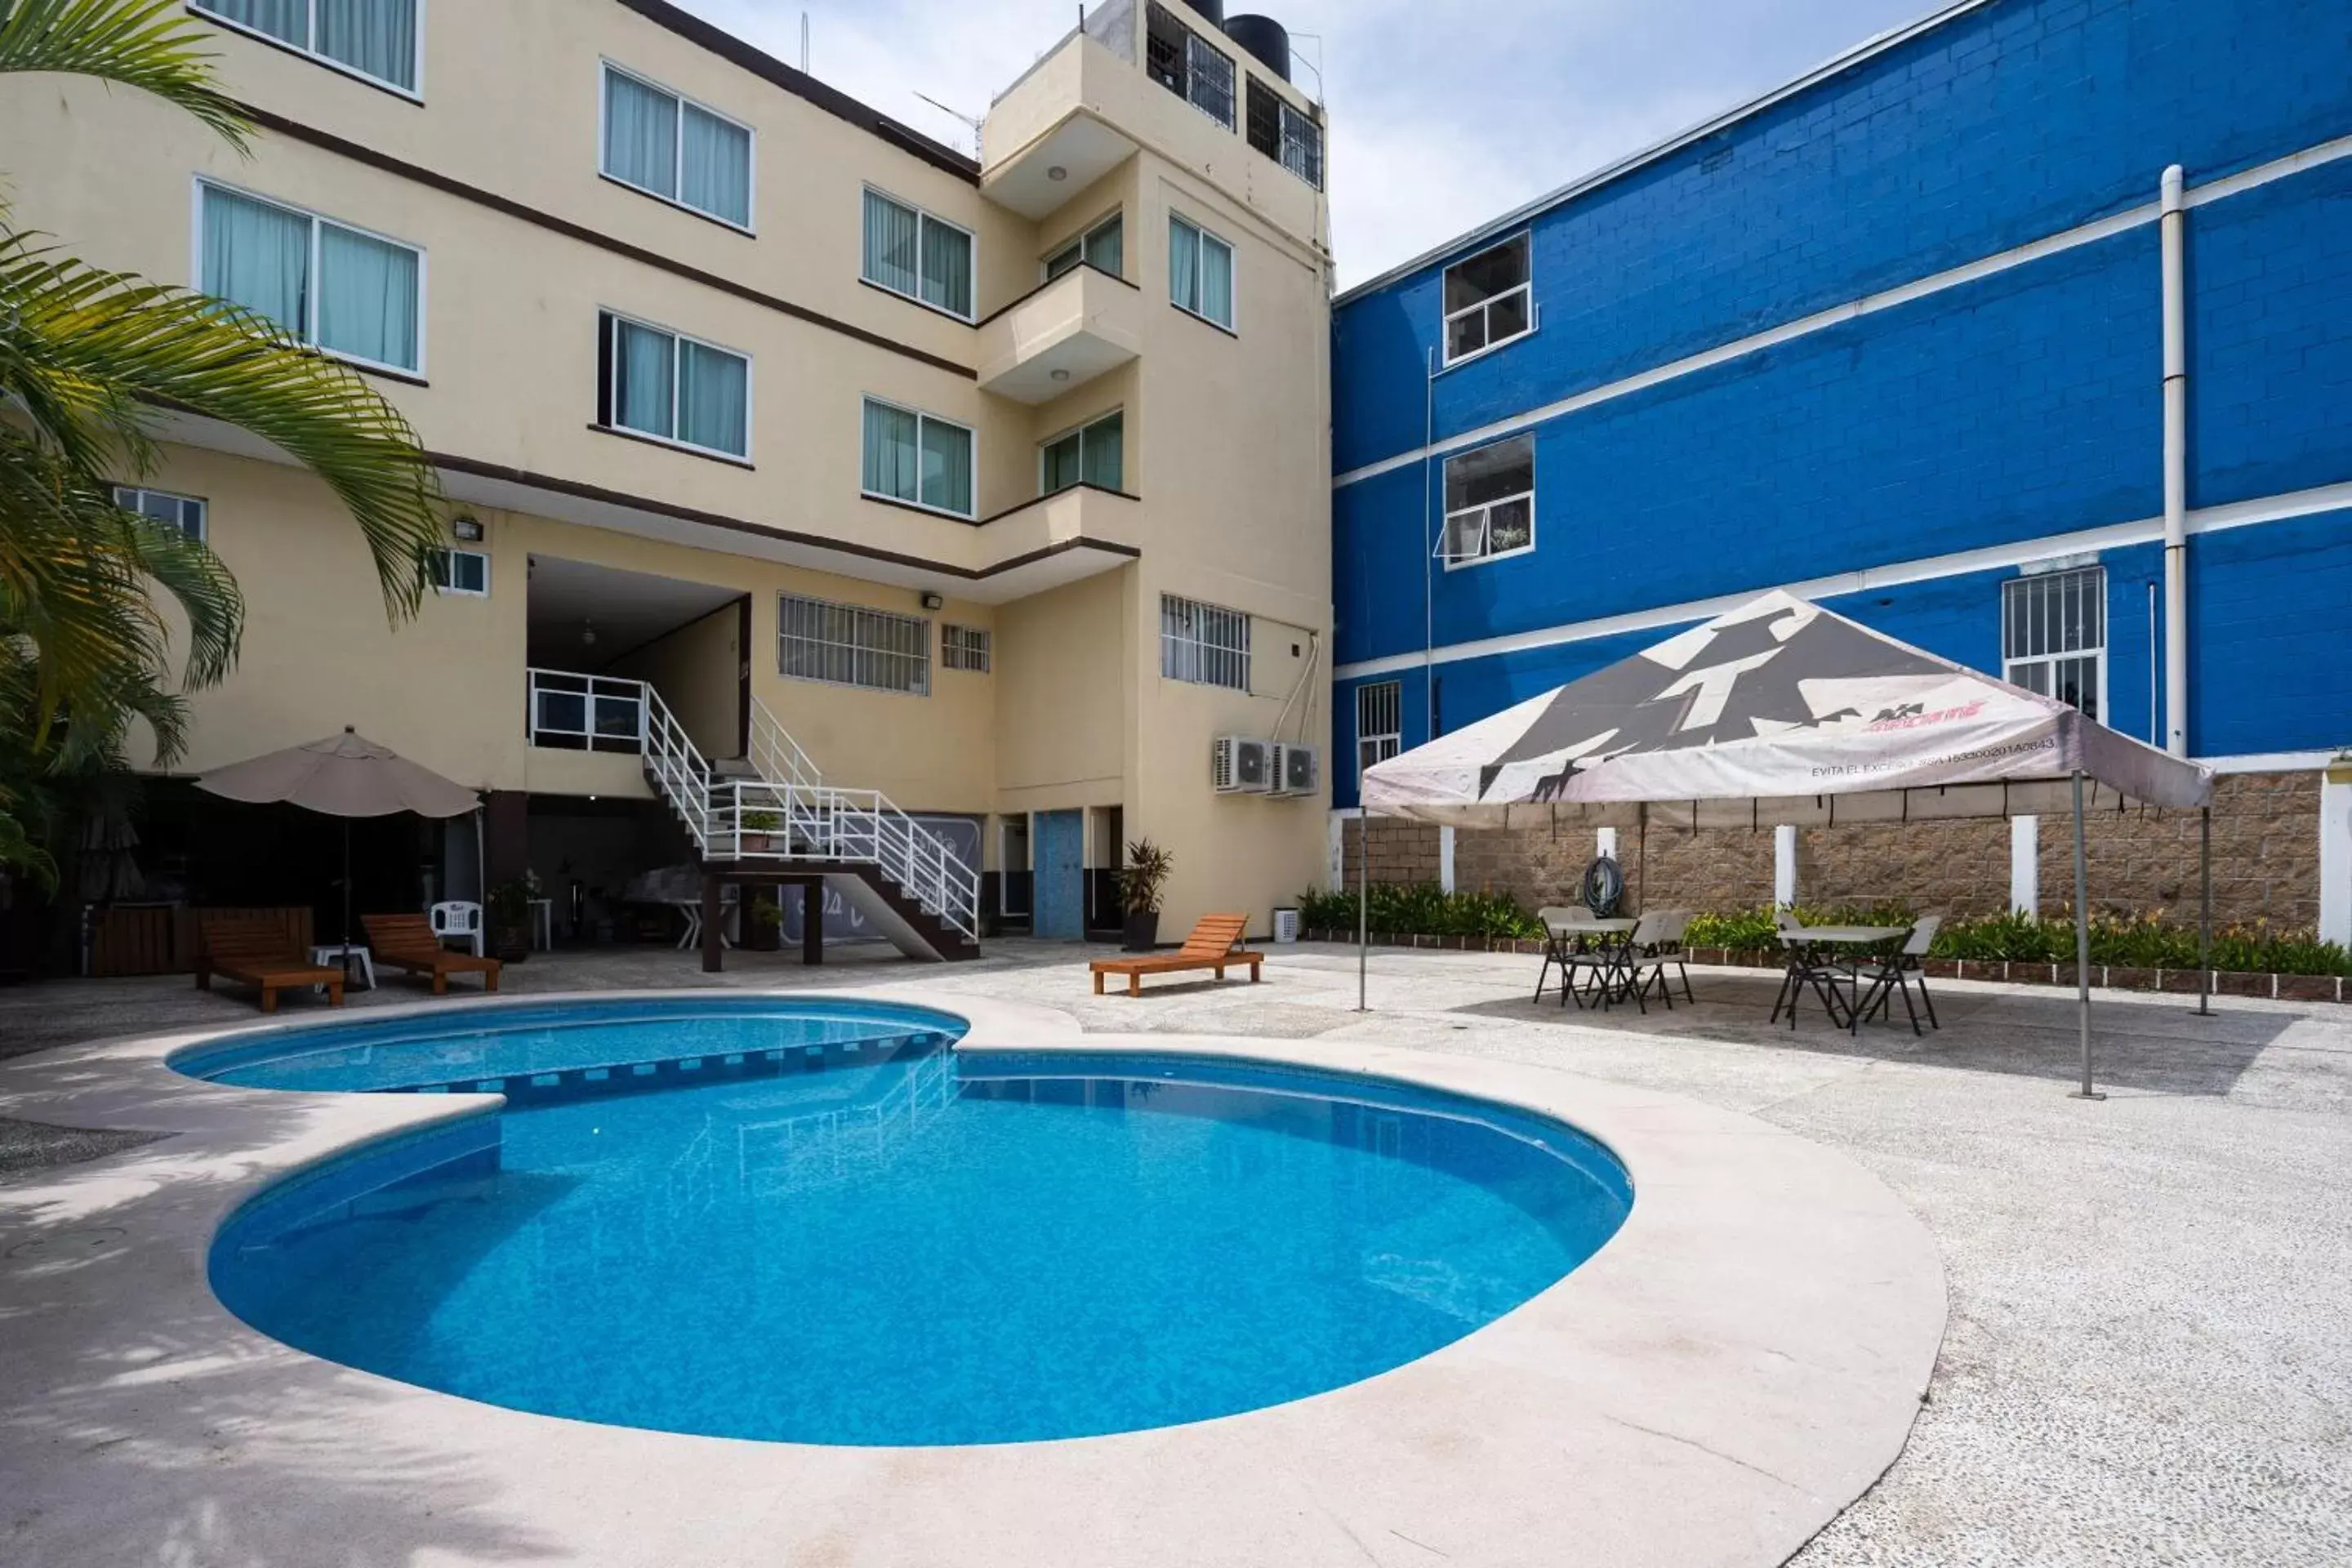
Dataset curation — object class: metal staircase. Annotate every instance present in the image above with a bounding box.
[639,687,981,958]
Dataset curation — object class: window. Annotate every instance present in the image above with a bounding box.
[1044,213,1124,281]
[1144,3,1236,128]
[861,398,974,517]
[595,311,751,458]
[1160,594,1250,690]
[1356,680,1402,779]
[198,182,423,374]
[600,64,753,229]
[1040,411,1124,495]
[1441,434,1535,567]
[2003,566,2105,720]
[942,624,992,674]
[428,547,488,596]
[193,1,420,96]
[1169,215,1234,331]
[778,593,929,695]
[1442,233,1531,365]
[1245,78,1322,189]
[862,189,973,319]
[112,486,207,542]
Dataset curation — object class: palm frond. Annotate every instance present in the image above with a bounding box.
[0,0,251,150]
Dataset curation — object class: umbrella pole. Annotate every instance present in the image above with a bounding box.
[1356,808,1369,1013]
[341,817,354,987]
[2069,770,2104,1101]
[2194,806,2212,1017]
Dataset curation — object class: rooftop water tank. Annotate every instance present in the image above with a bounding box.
[1183,0,1226,27]
[1224,14,1290,81]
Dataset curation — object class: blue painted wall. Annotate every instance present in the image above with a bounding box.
[1330,0,2352,807]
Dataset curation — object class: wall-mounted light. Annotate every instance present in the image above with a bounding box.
[920,591,945,611]
[450,514,485,543]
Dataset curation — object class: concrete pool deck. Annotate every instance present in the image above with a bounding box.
[0,980,1945,1568]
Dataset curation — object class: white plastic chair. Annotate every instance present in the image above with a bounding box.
[430,900,485,957]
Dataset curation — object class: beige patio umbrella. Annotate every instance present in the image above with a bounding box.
[198,728,479,978]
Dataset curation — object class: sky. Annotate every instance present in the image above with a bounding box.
[677,0,1943,289]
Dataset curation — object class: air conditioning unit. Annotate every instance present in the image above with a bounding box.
[1212,735,1274,793]
[1269,742,1320,797]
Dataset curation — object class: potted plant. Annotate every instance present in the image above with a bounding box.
[746,892,782,951]
[487,872,540,963]
[1118,838,1174,951]
[738,808,781,853]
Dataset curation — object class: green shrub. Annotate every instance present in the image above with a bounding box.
[1295,882,1544,940]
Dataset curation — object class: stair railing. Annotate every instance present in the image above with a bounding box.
[642,684,714,853]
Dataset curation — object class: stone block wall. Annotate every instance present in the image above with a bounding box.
[1336,771,2324,929]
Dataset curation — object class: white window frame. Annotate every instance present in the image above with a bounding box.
[860,395,976,519]
[428,546,489,597]
[192,178,428,378]
[1037,408,1124,496]
[189,0,425,100]
[861,186,977,323]
[112,485,208,543]
[1439,434,1535,571]
[942,624,992,674]
[1356,680,1402,781]
[2002,565,2107,721]
[597,60,756,234]
[597,309,754,462]
[777,591,930,697]
[1160,593,1250,691]
[1043,212,1124,281]
[1169,213,1236,332]
[1441,232,1534,369]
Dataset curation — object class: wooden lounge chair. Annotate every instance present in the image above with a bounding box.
[362,912,503,996]
[196,916,344,1013]
[1090,913,1263,997]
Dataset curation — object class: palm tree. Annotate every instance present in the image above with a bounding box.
[0,0,446,885]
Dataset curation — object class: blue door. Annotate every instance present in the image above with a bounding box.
[1033,810,1085,939]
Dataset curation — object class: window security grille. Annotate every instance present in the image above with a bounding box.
[942,624,992,673]
[779,593,930,694]
[1160,594,1250,690]
[1356,680,1402,779]
[2002,567,2105,719]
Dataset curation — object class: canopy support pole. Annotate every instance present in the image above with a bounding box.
[340,818,354,987]
[1356,808,1369,1013]
[2069,770,2105,1101]
[2194,806,2212,1017]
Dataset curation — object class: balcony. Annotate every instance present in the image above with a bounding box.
[976,265,1142,403]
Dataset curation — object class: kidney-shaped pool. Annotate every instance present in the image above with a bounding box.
[180,998,1632,1446]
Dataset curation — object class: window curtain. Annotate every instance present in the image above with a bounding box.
[677,341,749,456]
[613,320,675,438]
[1200,233,1234,327]
[920,220,972,317]
[1082,412,1124,492]
[317,0,416,90]
[862,400,918,501]
[1085,216,1123,277]
[202,187,310,339]
[316,223,419,370]
[604,71,679,199]
[203,0,306,47]
[1169,218,1200,314]
[920,419,973,514]
[681,105,751,226]
[1040,433,1081,493]
[862,191,919,297]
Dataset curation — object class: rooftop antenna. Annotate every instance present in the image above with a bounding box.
[798,11,809,74]
[914,91,983,158]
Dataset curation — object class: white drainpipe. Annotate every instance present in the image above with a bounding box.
[2160,163,2189,756]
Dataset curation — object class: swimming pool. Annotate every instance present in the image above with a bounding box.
[184,998,1633,1446]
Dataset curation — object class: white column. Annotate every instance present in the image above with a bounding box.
[2011,814,2040,917]
[1438,826,1457,893]
[1596,826,1619,862]
[2321,767,2352,947]
[1773,825,1798,908]
[1326,809,1348,890]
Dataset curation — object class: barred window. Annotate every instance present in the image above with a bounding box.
[1160,594,1250,690]
[942,624,991,673]
[2002,566,2104,720]
[1356,680,1401,779]
[778,592,929,694]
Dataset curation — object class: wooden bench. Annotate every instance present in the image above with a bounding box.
[195,917,344,1013]
[1089,913,1264,997]
[362,913,503,996]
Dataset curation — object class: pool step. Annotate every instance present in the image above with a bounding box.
[397,1030,954,1105]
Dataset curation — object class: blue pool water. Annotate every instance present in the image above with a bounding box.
[188,1000,1633,1446]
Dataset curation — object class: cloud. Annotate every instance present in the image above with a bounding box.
[675,0,1936,287]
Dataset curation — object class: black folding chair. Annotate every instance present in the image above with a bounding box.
[1852,915,1944,1036]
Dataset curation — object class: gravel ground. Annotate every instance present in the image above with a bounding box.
[3,940,2346,1565]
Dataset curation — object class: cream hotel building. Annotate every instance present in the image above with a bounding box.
[11,0,1336,958]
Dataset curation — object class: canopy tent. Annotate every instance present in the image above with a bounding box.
[1359,591,2218,1095]
[198,728,481,981]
